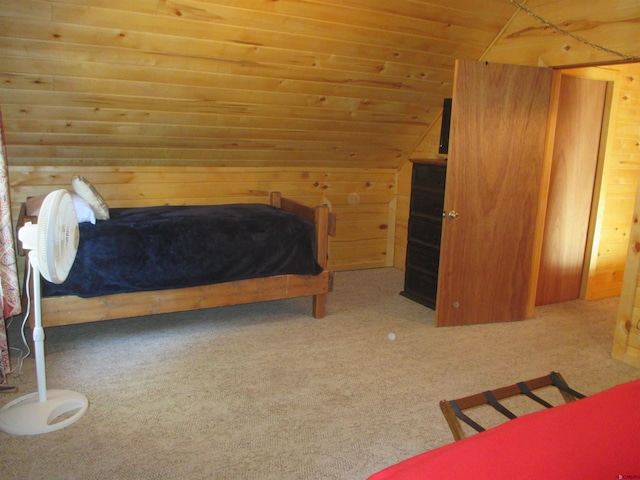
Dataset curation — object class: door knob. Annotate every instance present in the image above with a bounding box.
[448,210,460,219]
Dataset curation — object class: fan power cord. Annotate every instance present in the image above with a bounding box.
[7,262,33,381]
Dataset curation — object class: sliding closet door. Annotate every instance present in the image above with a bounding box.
[435,60,553,327]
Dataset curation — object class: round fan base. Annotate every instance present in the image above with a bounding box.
[0,389,88,435]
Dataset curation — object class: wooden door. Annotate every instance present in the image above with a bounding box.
[535,75,607,306]
[435,60,553,327]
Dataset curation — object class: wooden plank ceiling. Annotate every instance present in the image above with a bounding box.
[0,0,638,169]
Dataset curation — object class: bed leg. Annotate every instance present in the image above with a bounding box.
[313,294,326,318]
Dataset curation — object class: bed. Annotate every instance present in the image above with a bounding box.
[18,190,336,328]
[368,379,640,479]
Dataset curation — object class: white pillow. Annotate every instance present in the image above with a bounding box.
[71,175,109,220]
[25,191,96,224]
[25,194,46,217]
[71,193,96,224]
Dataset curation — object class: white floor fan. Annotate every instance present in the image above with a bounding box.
[0,189,88,435]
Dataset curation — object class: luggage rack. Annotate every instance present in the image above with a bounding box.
[439,371,586,441]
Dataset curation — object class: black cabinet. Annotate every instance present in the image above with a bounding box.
[401,161,446,309]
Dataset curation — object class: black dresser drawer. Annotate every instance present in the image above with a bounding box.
[401,161,446,310]
[410,190,445,221]
[402,268,439,309]
[406,243,440,273]
[413,163,446,190]
[408,216,442,248]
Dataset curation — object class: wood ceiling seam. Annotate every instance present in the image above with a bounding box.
[479,0,525,62]
[50,4,484,63]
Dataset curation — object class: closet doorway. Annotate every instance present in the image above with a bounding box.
[535,73,610,306]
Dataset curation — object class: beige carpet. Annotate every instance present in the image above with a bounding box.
[1,268,639,479]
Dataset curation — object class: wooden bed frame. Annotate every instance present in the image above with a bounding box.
[18,192,336,328]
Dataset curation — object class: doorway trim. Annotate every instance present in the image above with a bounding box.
[550,66,621,301]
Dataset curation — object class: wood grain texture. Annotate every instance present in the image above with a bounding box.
[436,60,553,326]
[401,66,640,303]
[36,267,331,327]
[1,1,638,297]
[2,1,637,170]
[535,75,607,305]
[613,178,640,368]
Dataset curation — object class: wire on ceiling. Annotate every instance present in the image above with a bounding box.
[508,0,640,61]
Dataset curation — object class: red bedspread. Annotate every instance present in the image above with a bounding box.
[369,379,640,480]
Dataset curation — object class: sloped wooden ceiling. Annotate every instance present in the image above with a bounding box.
[0,0,638,169]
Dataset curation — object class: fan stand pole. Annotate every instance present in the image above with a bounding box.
[0,255,89,435]
[32,257,48,403]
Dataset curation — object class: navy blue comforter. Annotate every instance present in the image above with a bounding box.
[42,204,322,298]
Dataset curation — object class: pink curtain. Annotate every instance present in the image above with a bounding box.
[0,112,21,386]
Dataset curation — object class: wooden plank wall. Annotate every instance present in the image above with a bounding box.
[0,0,465,170]
[9,165,397,275]
[612,177,640,368]
[581,63,640,299]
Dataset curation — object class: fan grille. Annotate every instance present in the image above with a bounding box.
[37,190,79,284]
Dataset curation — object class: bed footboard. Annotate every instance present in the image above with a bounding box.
[271,192,336,318]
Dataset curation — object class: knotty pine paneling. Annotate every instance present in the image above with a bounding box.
[613,177,640,368]
[392,159,412,270]
[486,0,640,67]
[329,202,392,270]
[1,0,494,168]
[581,64,640,299]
